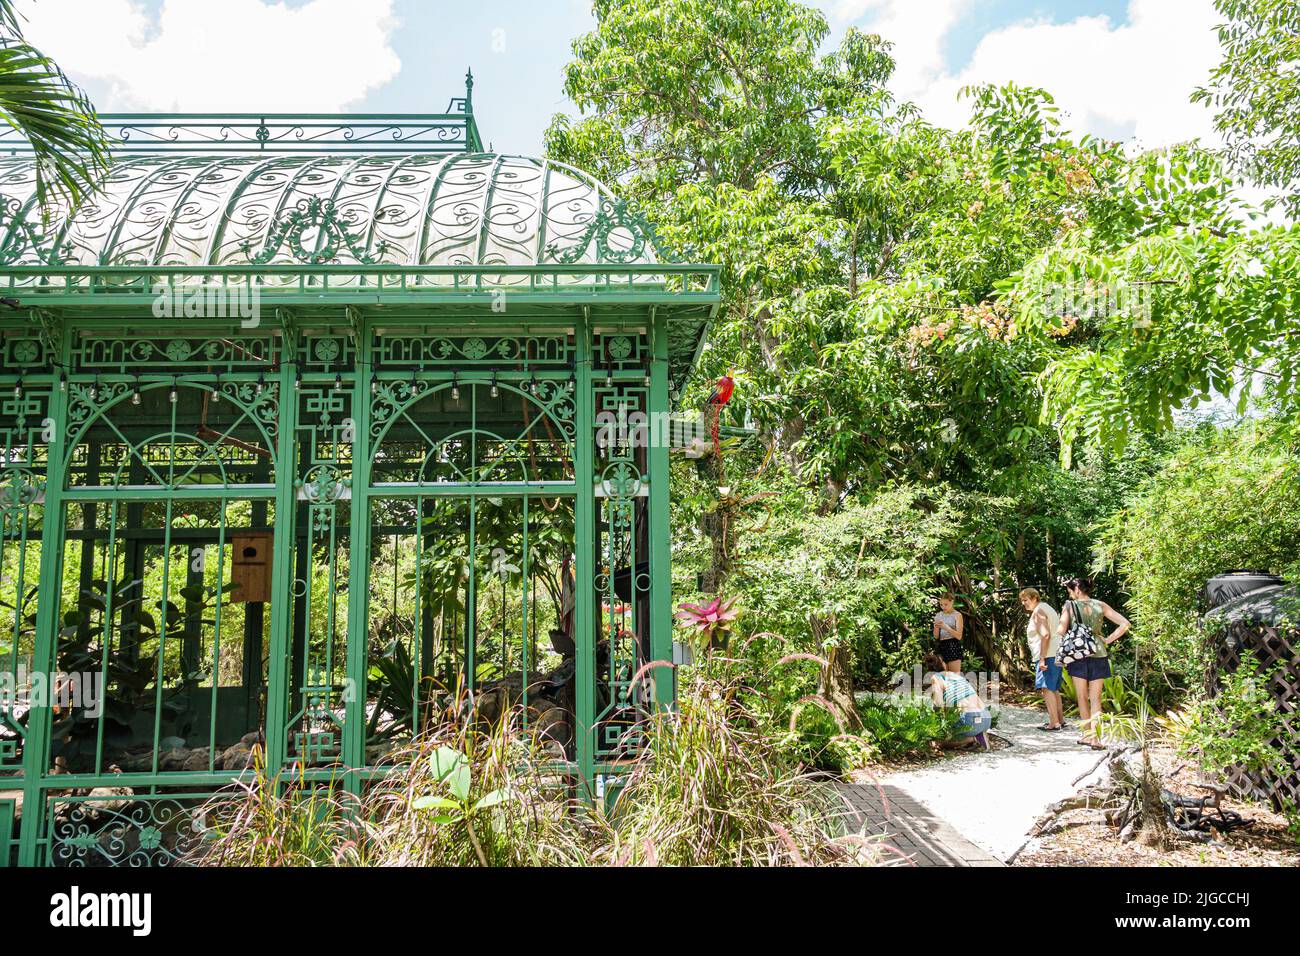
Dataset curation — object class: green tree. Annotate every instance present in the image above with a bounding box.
[1194,0,1300,217]
[547,3,1094,511]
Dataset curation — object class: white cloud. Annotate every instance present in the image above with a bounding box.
[823,0,973,99]
[18,0,402,111]
[856,0,1223,150]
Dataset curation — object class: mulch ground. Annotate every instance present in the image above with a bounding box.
[1014,749,1300,867]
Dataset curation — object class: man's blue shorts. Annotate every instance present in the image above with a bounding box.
[1035,656,1063,692]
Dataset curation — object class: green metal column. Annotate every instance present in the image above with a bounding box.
[573,312,596,795]
[17,332,70,866]
[263,327,299,774]
[343,321,372,786]
[647,310,675,708]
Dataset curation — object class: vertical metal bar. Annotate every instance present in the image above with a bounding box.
[149,499,174,775]
[18,366,67,864]
[574,312,596,794]
[343,321,371,779]
[412,496,425,739]
[92,503,120,776]
[263,345,298,773]
[648,311,674,708]
[208,502,228,771]
[6,501,31,741]
[340,321,371,770]
[520,494,529,724]
[323,502,338,695]
[466,494,476,687]
[299,507,318,748]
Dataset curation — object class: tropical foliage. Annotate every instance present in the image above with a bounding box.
[0,0,108,207]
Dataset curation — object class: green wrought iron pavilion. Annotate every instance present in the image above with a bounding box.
[0,78,719,866]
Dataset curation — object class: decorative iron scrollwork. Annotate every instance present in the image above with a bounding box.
[0,194,63,265]
[297,464,350,503]
[0,468,44,536]
[242,197,390,265]
[545,198,679,265]
[50,797,205,867]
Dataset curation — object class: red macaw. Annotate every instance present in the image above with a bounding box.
[707,373,735,407]
[706,372,735,457]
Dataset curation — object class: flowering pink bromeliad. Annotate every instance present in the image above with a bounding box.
[675,596,739,649]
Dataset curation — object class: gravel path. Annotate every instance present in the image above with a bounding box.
[871,704,1109,862]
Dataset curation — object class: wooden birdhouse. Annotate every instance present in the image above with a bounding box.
[230,532,273,603]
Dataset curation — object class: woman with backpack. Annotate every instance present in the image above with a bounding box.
[1055,577,1130,750]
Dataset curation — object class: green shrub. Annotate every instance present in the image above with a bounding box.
[857,696,966,760]
[783,705,878,773]
[1098,420,1300,695]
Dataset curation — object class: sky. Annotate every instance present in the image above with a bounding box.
[17,0,1227,155]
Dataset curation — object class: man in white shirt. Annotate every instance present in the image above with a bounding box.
[1020,588,1063,731]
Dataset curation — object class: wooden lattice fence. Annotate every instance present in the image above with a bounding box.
[1208,620,1300,811]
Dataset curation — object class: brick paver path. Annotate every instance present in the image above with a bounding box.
[835,703,1108,865]
[836,781,1003,866]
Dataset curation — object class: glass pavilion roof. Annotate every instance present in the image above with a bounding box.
[0,105,719,392]
[0,152,653,269]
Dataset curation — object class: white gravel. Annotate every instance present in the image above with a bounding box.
[876,704,1110,862]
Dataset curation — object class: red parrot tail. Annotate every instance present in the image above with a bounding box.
[706,374,734,459]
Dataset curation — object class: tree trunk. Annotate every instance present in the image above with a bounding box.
[816,475,845,516]
[816,626,861,730]
[698,449,735,594]
[1134,746,1171,849]
[699,500,735,595]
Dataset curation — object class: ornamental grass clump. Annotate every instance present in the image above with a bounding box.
[189,752,372,867]
[191,680,881,867]
[362,707,591,866]
[597,672,878,866]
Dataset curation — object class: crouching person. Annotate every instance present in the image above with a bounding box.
[923,652,992,750]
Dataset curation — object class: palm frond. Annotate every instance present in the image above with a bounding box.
[0,1,21,39]
[0,32,110,210]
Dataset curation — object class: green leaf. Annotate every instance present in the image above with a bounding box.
[429,745,471,802]
[412,795,460,812]
[472,789,508,812]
